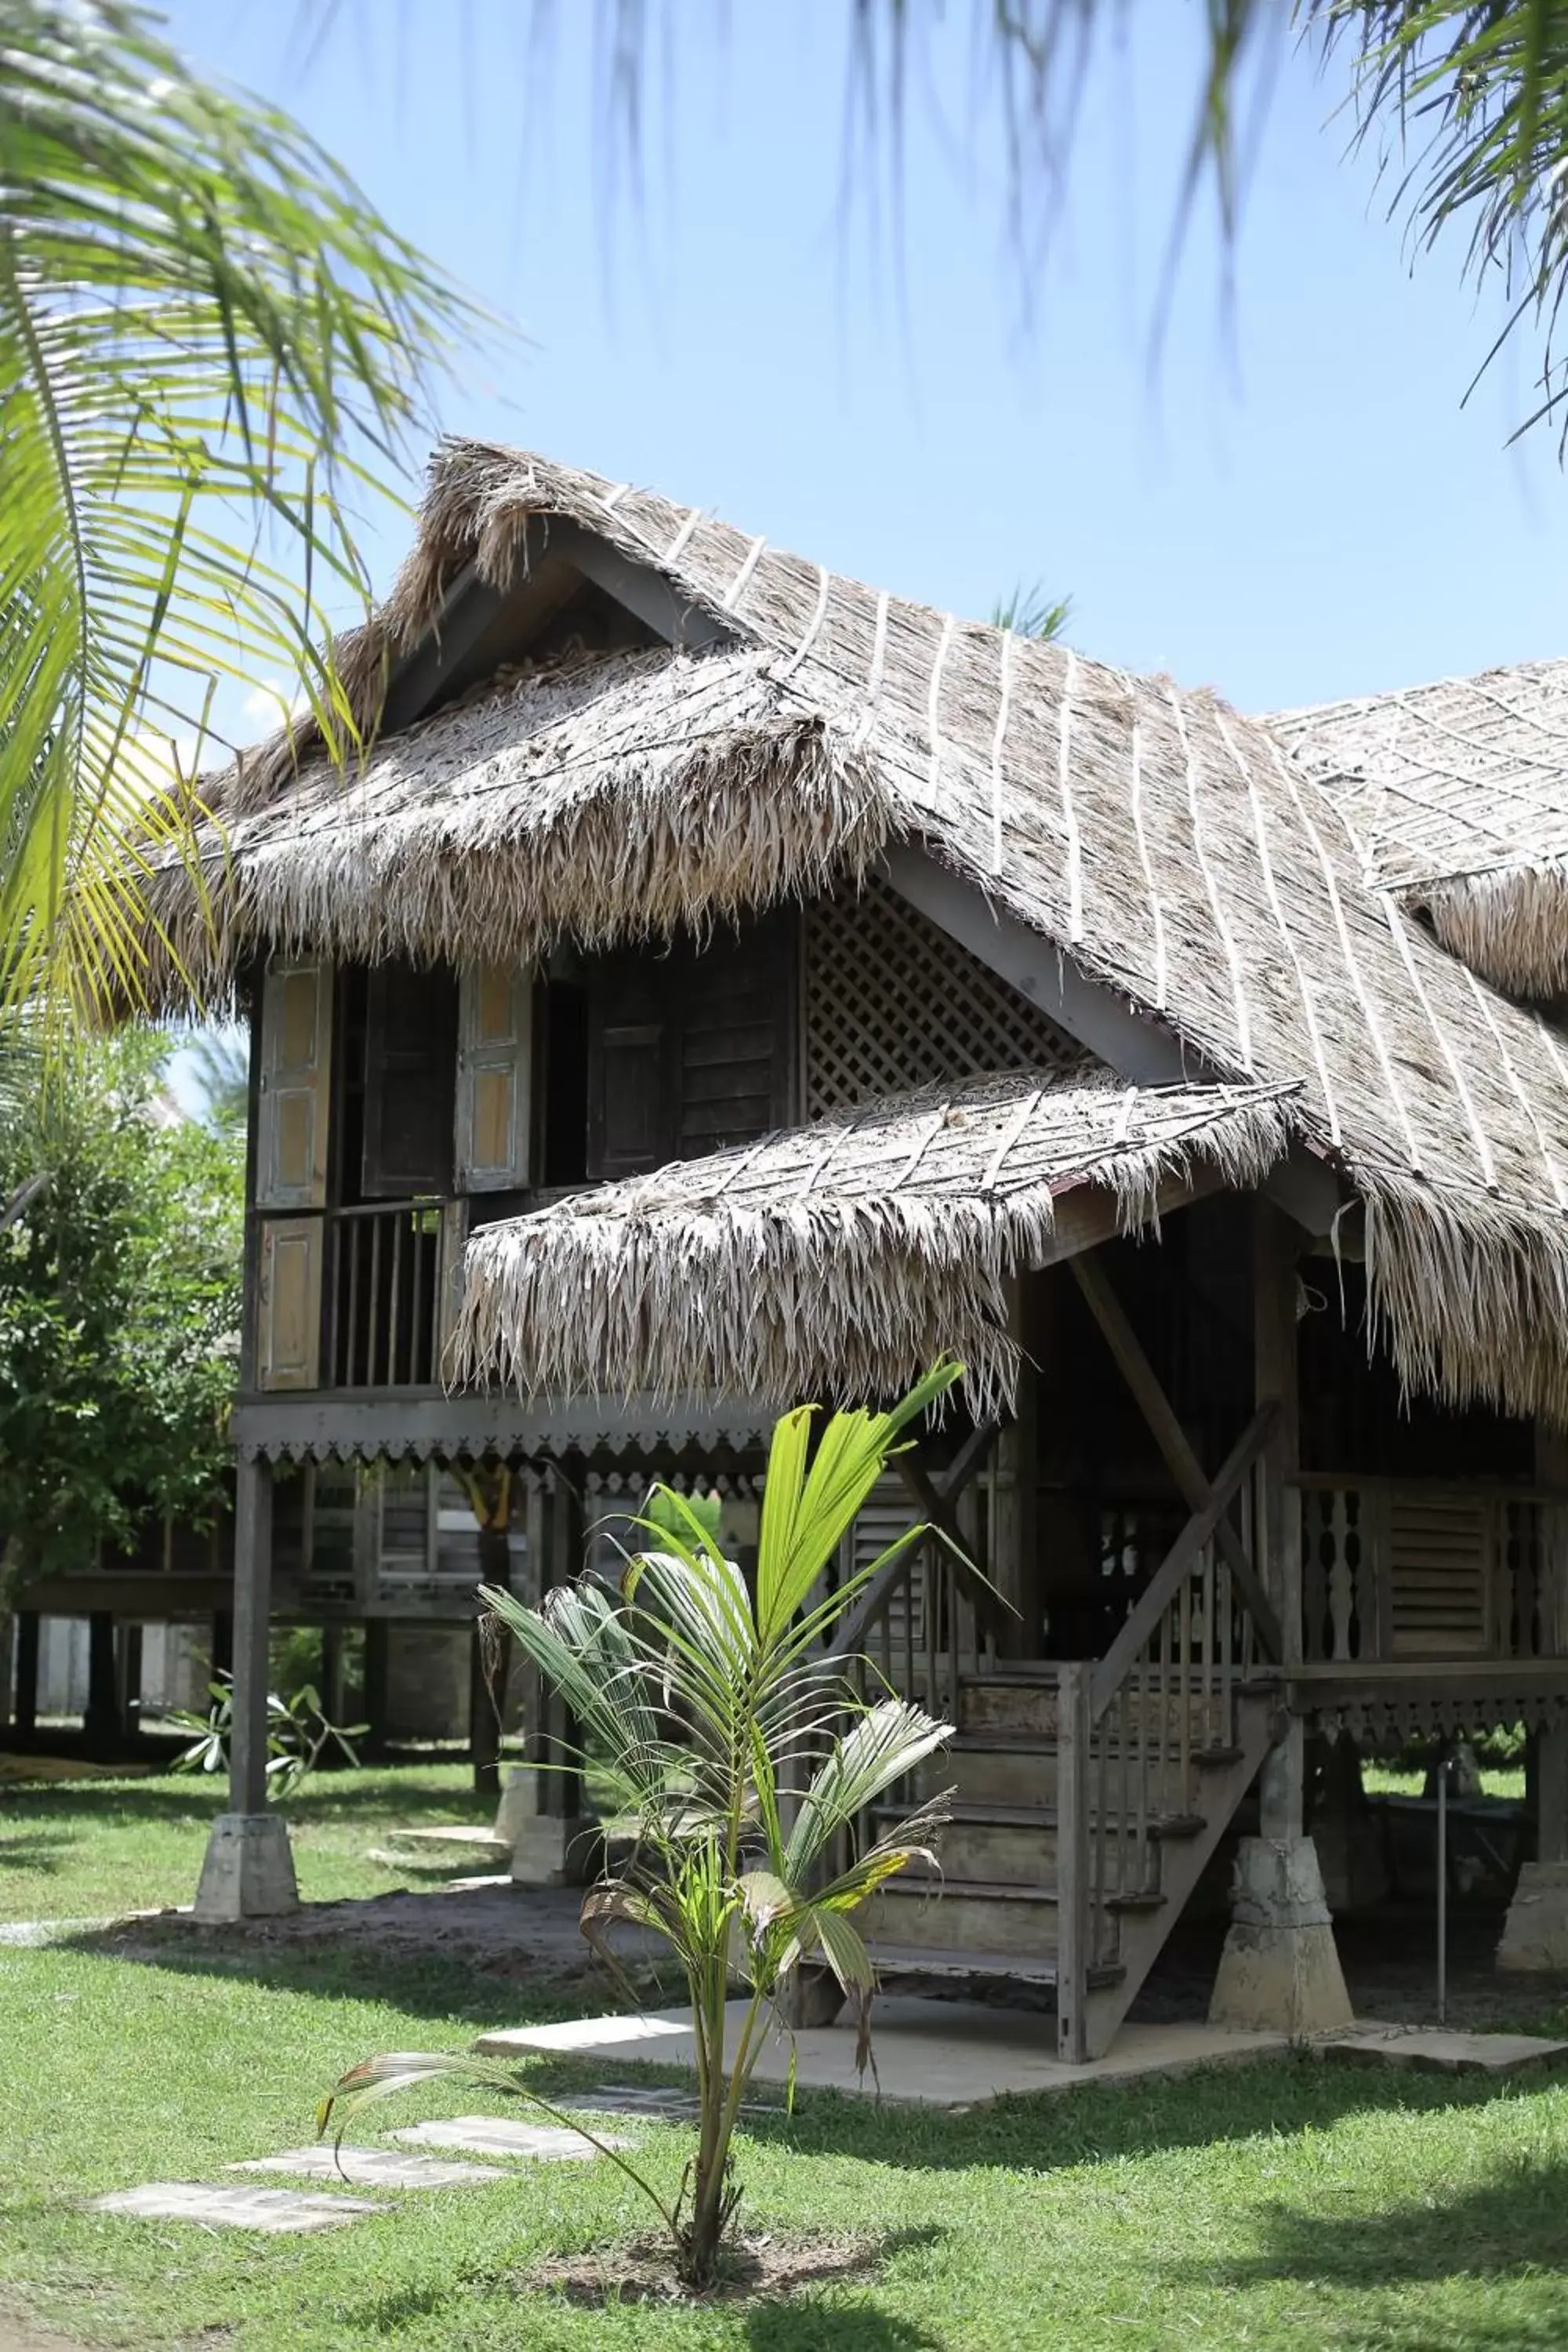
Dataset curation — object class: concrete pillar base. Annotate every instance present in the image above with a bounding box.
[1497,1861,1568,1974]
[1209,1835,1353,2036]
[510,1810,596,1887]
[192,1813,299,1924]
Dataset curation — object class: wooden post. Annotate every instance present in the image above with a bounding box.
[319,1623,344,1724]
[1534,1425,1568,1861]
[121,1624,143,1738]
[13,1611,39,1737]
[1054,1661,1092,2063]
[229,1456,275,1814]
[83,1612,121,1762]
[361,1618,390,1760]
[991,1278,1038,1658]
[1254,1199,1305,1842]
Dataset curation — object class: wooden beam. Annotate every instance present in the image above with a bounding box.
[1069,1251,1283,1661]
[229,1455,275,1815]
[1091,1403,1278,1717]
[1254,1198,1305,1838]
[20,1575,233,1622]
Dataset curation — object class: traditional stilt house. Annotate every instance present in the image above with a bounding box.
[134,446,1568,2055]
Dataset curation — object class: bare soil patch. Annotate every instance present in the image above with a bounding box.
[525,2228,906,2306]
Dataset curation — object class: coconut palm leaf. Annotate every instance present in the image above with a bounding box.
[365,1367,968,2286]
[0,0,477,1014]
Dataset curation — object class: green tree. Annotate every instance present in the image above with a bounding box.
[0,1027,241,1590]
[0,0,477,1014]
[322,1364,966,2288]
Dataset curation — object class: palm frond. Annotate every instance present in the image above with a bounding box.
[0,0,481,1012]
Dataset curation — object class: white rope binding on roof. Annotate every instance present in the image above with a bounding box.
[1059,651,1083,944]
[1378,891,1499,1194]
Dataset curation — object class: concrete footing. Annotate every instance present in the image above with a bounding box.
[509,1811,595,1887]
[1209,1835,1353,2036]
[1497,1860,1568,1974]
[192,1812,299,1923]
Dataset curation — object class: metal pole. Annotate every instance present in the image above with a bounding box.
[1436,1754,1449,2028]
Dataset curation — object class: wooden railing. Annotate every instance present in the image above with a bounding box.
[827,1405,1283,2062]
[1294,1475,1568,1666]
[325,1200,445,1390]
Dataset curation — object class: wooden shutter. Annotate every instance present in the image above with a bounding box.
[256,957,332,1210]
[1388,1492,1491,1657]
[361,962,459,1198]
[456,963,533,1192]
[258,1217,323,1391]
[586,961,678,1181]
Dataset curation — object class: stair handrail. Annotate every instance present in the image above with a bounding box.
[1089,1403,1280,1719]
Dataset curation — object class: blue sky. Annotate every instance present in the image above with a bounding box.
[165,4,1566,725]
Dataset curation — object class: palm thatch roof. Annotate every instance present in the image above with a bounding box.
[134,441,1568,1425]
[1276,659,1568,998]
[454,1070,1298,1414]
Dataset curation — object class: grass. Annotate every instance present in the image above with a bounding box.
[0,1760,496,1921]
[5,1764,1568,2350]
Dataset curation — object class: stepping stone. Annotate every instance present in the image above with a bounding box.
[386,1826,513,1868]
[392,2117,630,2161]
[1319,2025,1568,2077]
[559,2083,779,2122]
[91,2182,381,2232]
[232,2145,503,2187]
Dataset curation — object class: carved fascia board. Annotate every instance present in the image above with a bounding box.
[231,1392,776,1466]
[1293,1668,1568,1746]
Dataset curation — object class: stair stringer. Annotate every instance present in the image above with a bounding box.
[1081,1684,1279,2060]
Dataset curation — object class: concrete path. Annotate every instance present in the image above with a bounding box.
[476,1998,1292,2106]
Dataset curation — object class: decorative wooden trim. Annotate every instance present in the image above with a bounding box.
[231,1393,778,1465]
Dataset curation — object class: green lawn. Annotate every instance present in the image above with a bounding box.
[0,1760,495,1922]
[5,1766,1568,2350]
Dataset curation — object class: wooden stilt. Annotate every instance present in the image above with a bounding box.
[13,1611,39,1738]
[84,1612,121,1761]
[229,1456,275,1814]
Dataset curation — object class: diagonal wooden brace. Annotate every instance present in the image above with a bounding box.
[1069,1253,1283,1662]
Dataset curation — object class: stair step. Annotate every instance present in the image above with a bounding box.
[864,1942,1125,1991]
[877,1800,1203,1836]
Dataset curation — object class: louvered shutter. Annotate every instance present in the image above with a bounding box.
[456,963,533,1192]
[256,957,332,1209]
[1388,1493,1491,1657]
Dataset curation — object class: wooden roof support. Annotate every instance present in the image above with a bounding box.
[1068,1250,1283,1663]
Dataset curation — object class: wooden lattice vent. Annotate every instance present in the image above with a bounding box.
[802,878,1088,1117]
[1299,1477,1559,1665]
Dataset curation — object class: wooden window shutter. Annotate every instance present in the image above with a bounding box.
[256,957,332,1210]
[361,962,459,1198]
[1388,1492,1491,1657]
[586,959,679,1181]
[456,963,533,1192]
[258,1216,324,1391]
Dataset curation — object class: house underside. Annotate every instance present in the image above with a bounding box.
[106,440,1568,2057]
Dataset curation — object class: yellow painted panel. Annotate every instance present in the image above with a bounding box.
[274,1095,314,1195]
[471,1068,514,1176]
[474,964,516,1044]
[278,968,320,1068]
[260,1218,321,1391]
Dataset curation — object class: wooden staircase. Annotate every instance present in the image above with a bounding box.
[837,1402,1287,2061]
[859,1661,1277,2057]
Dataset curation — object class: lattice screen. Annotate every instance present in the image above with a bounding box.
[802,878,1087,1116]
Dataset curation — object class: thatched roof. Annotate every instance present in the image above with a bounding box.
[454,1069,1298,1415]
[136,441,1568,1424]
[1276,659,1568,998]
